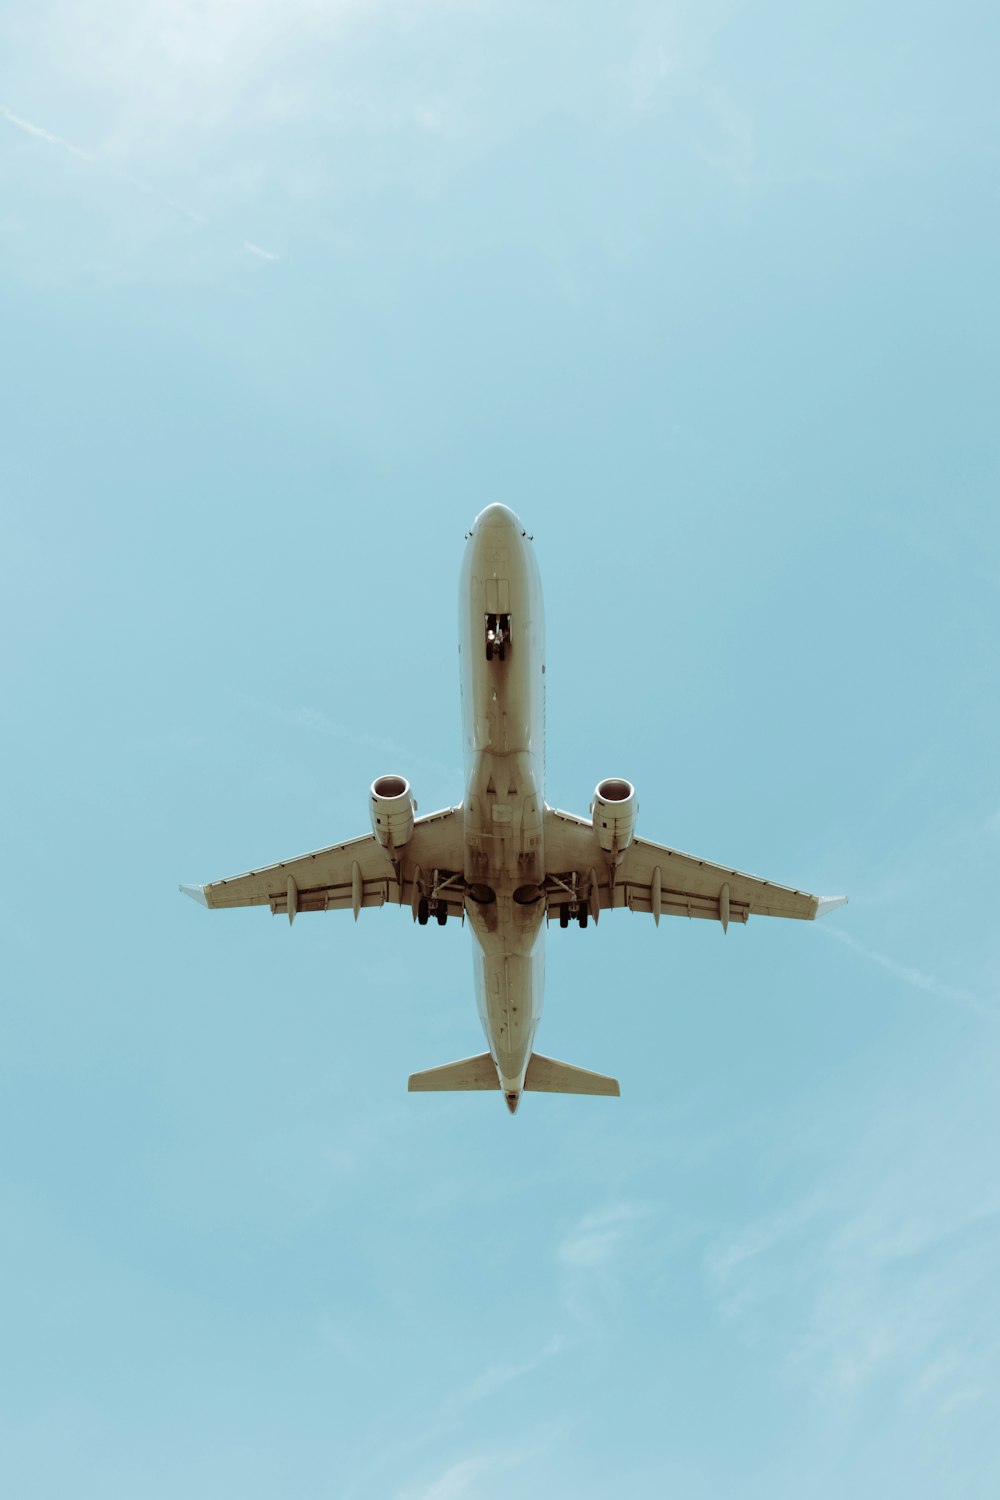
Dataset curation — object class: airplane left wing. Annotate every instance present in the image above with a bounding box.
[181,806,465,919]
[544,808,845,925]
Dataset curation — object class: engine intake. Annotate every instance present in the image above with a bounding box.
[591,777,637,858]
[370,774,416,851]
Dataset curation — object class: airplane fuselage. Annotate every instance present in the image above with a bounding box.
[460,505,546,1109]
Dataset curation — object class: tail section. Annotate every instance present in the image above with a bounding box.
[523,1053,620,1097]
[407,1051,619,1101]
[408,1053,499,1092]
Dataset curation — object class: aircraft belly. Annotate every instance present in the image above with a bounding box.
[460,505,547,1095]
[459,511,544,793]
[474,945,544,1091]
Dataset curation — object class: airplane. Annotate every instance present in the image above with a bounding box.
[181,504,846,1113]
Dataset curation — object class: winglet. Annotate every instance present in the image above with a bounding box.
[179,883,209,907]
[815,895,848,919]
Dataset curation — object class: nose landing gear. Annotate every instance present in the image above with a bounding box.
[485,613,511,662]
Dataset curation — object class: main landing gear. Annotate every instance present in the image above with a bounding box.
[485,613,511,662]
[414,870,463,927]
[558,903,588,930]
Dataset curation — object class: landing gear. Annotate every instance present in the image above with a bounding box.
[485,613,511,662]
[558,902,588,930]
[415,869,462,928]
[548,871,594,930]
[417,894,448,926]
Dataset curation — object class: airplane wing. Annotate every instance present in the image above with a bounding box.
[180,806,465,919]
[543,808,846,926]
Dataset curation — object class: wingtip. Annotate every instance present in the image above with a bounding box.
[179,882,209,907]
[815,894,848,919]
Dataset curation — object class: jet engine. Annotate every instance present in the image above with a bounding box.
[369,774,416,851]
[591,777,637,858]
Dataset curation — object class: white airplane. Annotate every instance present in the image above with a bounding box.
[181,504,846,1113]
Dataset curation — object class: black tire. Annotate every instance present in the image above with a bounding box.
[579,908,588,929]
[436,905,448,926]
[498,644,506,661]
[486,642,493,662]
[559,907,569,929]
[417,897,429,925]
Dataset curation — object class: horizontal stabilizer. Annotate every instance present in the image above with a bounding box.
[524,1053,620,1096]
[408,1053,500,1092]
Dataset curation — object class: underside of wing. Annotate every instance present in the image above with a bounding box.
[181,806,466,919]
[614,836,820,922]
[543,807,844,925]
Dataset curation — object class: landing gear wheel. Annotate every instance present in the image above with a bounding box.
[559,907,569,929]
[417,897,429,925]
[486,642,494,662]
[579,909,588,929]
[436,904,448,926]
[498,643,506,661]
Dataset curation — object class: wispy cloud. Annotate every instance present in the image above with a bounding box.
[391,1437,550,1500]
[445,1336,565,1413]
[1,100,275,253]
[706,1194,825,1313]
[819,925,999,1022]
[703,1049,1000,1418]
[243,239,279,261]
[392,1453,495,1500]
[558,1201,646,1270]
[795,1195,1000,1407]
[554,1200,663,1328]
[233,692,463,783]
[1,103,94,160]
[698,86,757,188]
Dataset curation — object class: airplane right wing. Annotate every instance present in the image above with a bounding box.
[181,806,466,919]
[544,807,846,926]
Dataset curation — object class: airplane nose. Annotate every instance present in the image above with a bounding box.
[474,503,521,533]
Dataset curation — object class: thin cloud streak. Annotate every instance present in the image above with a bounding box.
[391,1437,548,1500]
[445,1336,565,1412]
[1,103,95,160]
[558,1202,646,1269]
[392,1454,494,1500]
[819,924,999,1022]
[1,101,260,246]
[244,239,279,261]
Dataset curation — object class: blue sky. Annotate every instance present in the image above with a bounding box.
[3,2,999,1495]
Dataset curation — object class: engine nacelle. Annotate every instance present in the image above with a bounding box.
[591,777,637,858]
[369,774,416,851]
